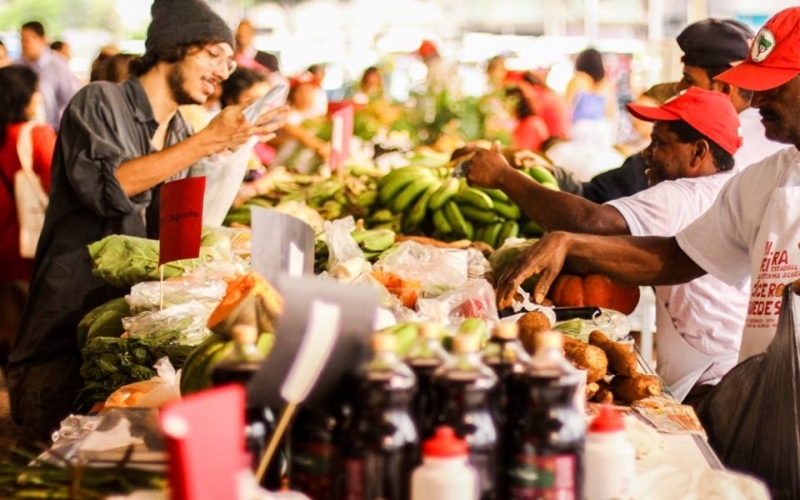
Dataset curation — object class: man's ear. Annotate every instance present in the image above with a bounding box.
[710,79,734,96]
[689,139,711,172]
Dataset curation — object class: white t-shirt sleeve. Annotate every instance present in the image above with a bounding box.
[605,176,728,237]
[676,152,794,288]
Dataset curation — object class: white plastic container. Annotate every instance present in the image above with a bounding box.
[583,405,636,500]
[411,427,479,500]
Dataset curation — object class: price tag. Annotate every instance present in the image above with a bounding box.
[327,104,353,172]
[247,274,379,410]
[159,176,206,265]
[250,207,315,284]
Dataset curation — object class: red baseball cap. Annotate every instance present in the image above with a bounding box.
[715,7,800,91]
[626,87,742,155]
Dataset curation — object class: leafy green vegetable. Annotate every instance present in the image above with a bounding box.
[75,336,196,412]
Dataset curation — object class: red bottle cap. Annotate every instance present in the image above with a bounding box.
[588,405,625,433]
[423,426,469,458]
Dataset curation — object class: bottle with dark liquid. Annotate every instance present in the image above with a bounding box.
[289,407,337,500]
[341,332,419,500]
[210,324,283,490]
[504,330,585,500]
[404,322,451,439]
[431,333,499,500]
[481,322,530,428]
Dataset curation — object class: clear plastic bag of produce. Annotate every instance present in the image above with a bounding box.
[126,278,227,315]
[696,285,800,498]
[373,240,468,297]
[122,302,213,346]
[323,216,371,282]
[105,357,181,409]
[416,278,499,326]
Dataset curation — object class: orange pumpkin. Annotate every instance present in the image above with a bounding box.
[548,274,640,315]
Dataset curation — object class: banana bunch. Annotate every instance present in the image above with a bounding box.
[373,164,559,248]
[314,227,398,273]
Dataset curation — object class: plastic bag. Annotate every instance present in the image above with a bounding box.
[696,285,800,498]
[105,357,181,408]
[126,279,227,315]
[324,217,371,282]
[373,240,468,297]
[122,302,212,345]
[416,278,499,326]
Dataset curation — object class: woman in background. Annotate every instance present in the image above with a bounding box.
[0,66,56,367]
[564,48,617,147]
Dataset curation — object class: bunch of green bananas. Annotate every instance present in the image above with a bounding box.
[314,227,398,273]
[373,164,559,248]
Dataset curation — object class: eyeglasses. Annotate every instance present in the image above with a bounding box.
[203,47,237,74]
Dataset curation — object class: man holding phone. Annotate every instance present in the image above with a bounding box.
[6,0,285,440]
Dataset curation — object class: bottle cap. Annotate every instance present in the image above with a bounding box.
[371,332,397,352]
[452,333,480,353]
[231,324,259,345]
[418,322,441,340]
[492,322,519,340]
[533,330,563,351]
[589,404,625,433]
[422,426,468,458]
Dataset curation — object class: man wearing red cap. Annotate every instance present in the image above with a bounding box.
[463,87,748,403]
[494,5,800,482]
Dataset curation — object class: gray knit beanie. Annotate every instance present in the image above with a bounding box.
[145,0,234,53]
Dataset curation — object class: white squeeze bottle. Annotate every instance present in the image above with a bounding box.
[410,426,479,500]
[583,405,636,500]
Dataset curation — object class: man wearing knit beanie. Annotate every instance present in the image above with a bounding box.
[6,0,285,441]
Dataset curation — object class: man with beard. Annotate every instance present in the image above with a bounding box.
[462,87,748,405]
[6,0,284,440]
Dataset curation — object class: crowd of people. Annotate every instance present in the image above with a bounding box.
[1,0,800,492]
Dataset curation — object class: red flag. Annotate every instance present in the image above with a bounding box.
[160,385,246,500]
[159,176,206,266]
[328,104,354,172]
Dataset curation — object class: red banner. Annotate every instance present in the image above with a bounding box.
[159,176,206,266]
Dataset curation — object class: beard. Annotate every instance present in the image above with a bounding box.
[167,63,201,106]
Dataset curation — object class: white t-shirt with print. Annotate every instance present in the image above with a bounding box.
[677,147,800,361]
[607,171,749,384]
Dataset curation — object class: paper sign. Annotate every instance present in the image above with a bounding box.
[250,207,315,284]
[159,176,206,265]
[160,385,245,500]
[247,275,379,411]
[327,104,354,172]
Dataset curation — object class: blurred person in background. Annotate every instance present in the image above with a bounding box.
[221,66,275,169]
[271,74,330,172]
[6,0,284,440]
[104,53,135,84]
[307,63,329,117]
[486,55,508,92]
[505,86,548,152]
[0,66,56,369]
[49,40,71,61]
[348,66,385,105]
[518,71,570,142]
[16,21,81,130]
[89,45,120,82]
[416,39,461,98]
[0,41,9,68]
[564,47,617,147]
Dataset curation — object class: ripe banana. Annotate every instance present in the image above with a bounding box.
[459,204,501,225]
[432,209,453,235]
[403,182,441,233]
[391,177,439,213]
[428,177,462,211]
[493,201,521,220]
[453,187,495,210]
